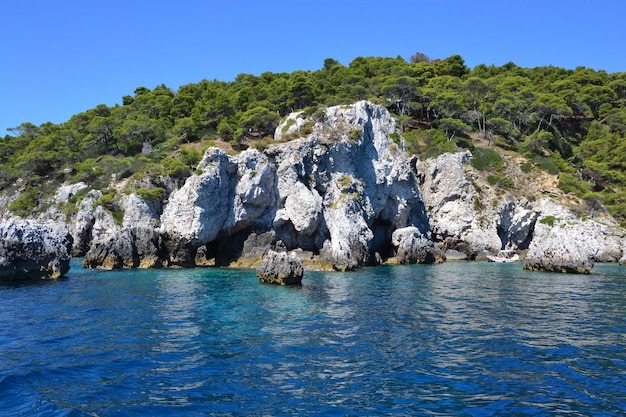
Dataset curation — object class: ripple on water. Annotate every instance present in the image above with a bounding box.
[1,260,626,415]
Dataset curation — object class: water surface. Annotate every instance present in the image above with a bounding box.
[1,260,625,416]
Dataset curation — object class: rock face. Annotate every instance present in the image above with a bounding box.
[158,101,429,270]
[67,190,120,256]
[83,227,162,270]
[0,218,70,280]
[416,151,538,258]
[83,192,163,270]
[521,199,624,273]
[256,250,304,285]
[523,218,597,274]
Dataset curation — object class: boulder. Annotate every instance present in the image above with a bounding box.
[523,218,597,274]
[0,218,70,280]
[391,226,439,264]
[619,250,626,266]
[256,250,304,285]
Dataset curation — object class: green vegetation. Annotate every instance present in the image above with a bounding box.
[0,53,625,221]
[487,175,513,189]
[349,128,362,141]
[539,216,559,227]
[135,187,166,202]
[471,147,504,171]
[8,186,38,217]
[338,175,353,188]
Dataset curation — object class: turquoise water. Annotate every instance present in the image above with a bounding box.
[1,259,625,416]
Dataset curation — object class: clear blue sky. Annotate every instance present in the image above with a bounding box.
[1,0,624,133]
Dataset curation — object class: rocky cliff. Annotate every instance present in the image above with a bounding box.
[157,101,433,270]
[4,101,625,273]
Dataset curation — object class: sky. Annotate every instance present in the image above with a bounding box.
[1,0,624,133]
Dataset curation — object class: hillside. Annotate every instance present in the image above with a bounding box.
[1,54,625,224]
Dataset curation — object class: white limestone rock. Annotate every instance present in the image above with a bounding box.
[225,148,276,233]
[257,250,304,285]
[417,151,501,256]
[66,190,120,256]
[0,218,70,280]
[321,193,373,271]
[523,218,598,274]
[273,111,305,142]
[121,193,161,230]
[159,148,233,265]
[53,182,88,204]
[391,226,438,264]
[283,183,323,235]
[530,198,624,264]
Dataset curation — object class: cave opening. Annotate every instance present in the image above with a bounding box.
[370,217,394,262]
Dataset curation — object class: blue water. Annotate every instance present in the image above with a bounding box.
[1,260,626,416]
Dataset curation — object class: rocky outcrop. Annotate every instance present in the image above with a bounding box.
[524,199,624,272]
[120,193,161,230]
[158,149,268,266]
[256,250,304,285]
[522,216,598,274]
[74,192,164,269]
[83,227,162,270]
[0,218,70,280]
[158,101,429,271]
[416,151,539,258]
[66,189,122,256]
[391,226,441,264]
[578,218,624,263]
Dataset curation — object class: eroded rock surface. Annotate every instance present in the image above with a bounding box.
[158,101,429,270]
[256,250,304,285]
[0,218,70,280]
[523,218,597,274]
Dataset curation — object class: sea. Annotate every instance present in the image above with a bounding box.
[1,258,625,416]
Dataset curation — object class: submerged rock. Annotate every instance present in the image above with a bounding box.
[257,250,304,285]
[0,218,70,280]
